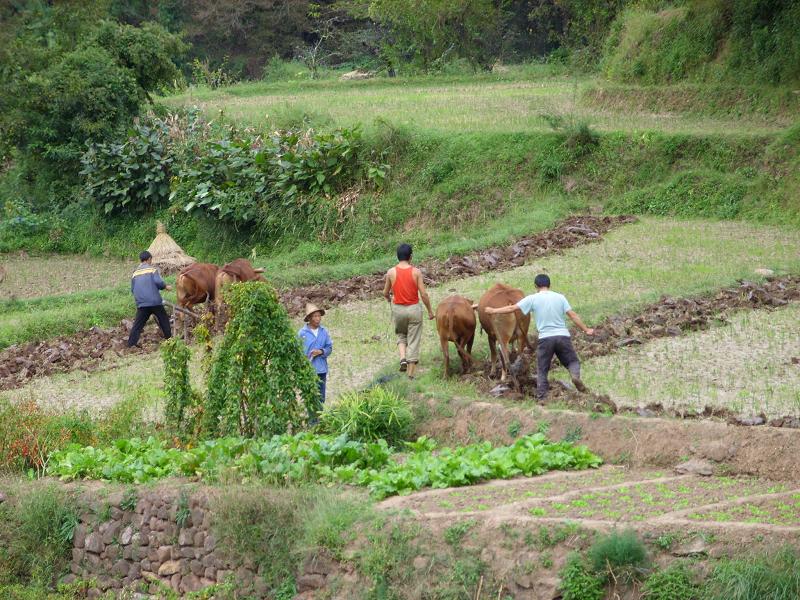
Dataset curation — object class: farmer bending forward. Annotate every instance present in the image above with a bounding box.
[486,274,593,400]
[128,250,172,347]
[299,303,333,405]
[383,243,434,379]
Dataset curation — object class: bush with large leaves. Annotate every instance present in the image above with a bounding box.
[204,282,320,438]
[81,119,174,214]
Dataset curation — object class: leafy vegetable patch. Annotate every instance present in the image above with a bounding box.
[47,433,602,499]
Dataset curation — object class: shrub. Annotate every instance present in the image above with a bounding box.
[588,529,649,582]
[559,553,605,600]
[0,399,94,476]
[318,386,414,446]
[0,484,80,587]
[81,119,174,214]
[204,282,320,437]
[704,546,800,600]
[642,563,700,600]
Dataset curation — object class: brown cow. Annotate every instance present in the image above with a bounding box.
[435,295,476,378]
[477,283,531,386]
[214,258,266,313]
[176,263,219,312]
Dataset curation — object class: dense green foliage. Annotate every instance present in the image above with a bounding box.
[641,563,700,600]
[161,337,194,434]
[47,432,602,498]
[0,485,79,588]
[0,7,184,198]
[204,282,320,437]
[81,119,174,214]
[318,387,414,446]
[604,0,800,85]
[559,553,605,600]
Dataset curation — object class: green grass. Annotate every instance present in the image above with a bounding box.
[584,303,800,418]
[168,71,788,136]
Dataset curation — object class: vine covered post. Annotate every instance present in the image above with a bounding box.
[204,281,320,437]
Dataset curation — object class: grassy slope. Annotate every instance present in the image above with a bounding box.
[3,69,798,348]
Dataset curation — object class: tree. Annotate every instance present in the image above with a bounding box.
[367,0,505,72]
[0,12,185,198]
[204,282,320,438]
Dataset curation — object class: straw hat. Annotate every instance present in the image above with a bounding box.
[304,303,325,322]
[146,221,195,274]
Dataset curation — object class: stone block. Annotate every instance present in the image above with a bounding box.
[170,573,181,592]
[157,546,171,563]
[178,528,194,546]
[129,562,141,579]
[190,560,204,577]
[141,559,151,572]
[203,534,216,553]
[72,548,85,564]
[85,532,104,554]
[181,574,203,593]
[73,524,88,549]
[180,547,196,559]
[193,531,206,548]
[204,567,216,581]
[191,509,204,528]
[216,569,232,583]
[171,546,182,560]
[112,560,130,577]
[87,588,102,599]
[158,560,182,577]
[121,526,135,545]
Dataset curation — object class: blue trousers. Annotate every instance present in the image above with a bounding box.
[317,372,327,405]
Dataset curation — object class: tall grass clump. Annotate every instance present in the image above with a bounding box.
[559,553,604,600]
[642,563,700,600]
[0,485,80,587]
[318,386,413,446]
[587,528,649,582]
[703,546,800,600]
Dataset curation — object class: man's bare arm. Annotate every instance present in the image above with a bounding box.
[415,270,435,319]
[567,310,594,335]
[382,270,393,302]
[485,304,520,315]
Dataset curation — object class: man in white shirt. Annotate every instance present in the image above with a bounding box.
[486,274,594,400]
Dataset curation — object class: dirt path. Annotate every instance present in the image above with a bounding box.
[0,215,634,391]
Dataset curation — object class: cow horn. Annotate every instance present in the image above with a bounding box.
[471,303,479,310]
[253,268,265,273]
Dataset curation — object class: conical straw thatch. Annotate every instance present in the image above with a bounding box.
[147,222,195,274]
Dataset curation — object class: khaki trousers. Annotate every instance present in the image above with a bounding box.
[392,303,423,363]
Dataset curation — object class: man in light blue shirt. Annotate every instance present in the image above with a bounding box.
[486,274,594,400]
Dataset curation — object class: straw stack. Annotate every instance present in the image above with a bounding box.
[146,222,195,274]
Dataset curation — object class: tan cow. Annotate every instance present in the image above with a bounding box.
[477,283,531,385]
[435,295,476,377]
[176,263,219,312]
[214,258,266,314]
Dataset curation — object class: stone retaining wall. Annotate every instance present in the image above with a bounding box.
[63,487,268,598]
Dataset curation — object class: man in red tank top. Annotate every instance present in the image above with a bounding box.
[382,243,434,379]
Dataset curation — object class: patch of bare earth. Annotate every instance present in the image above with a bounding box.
[0,253,131,300]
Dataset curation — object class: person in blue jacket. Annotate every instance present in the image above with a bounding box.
[128,250,172,347]
[298,303,333,405]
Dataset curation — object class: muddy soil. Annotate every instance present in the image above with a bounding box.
[0,216,633,391]
[0,322,165,391]
[278,215,636,316]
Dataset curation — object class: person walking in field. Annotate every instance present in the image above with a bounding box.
[383,243,435,379]
[298,303,333,405]
[486,274,594,400]
[128,250,172,347]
